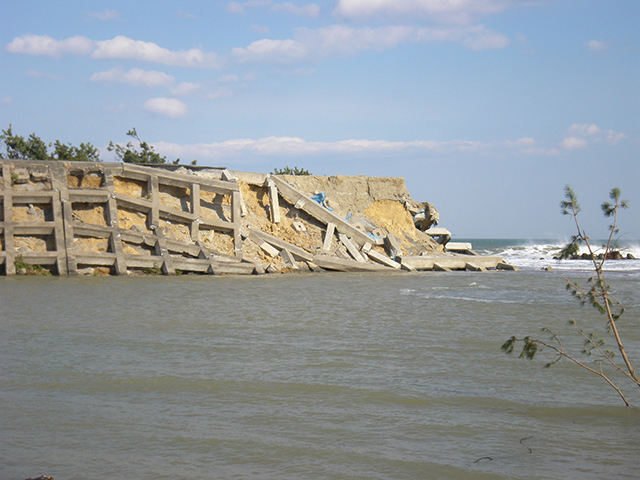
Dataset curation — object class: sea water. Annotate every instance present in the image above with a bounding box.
[1,240,639,480]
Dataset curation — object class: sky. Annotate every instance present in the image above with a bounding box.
[1,0,638,239]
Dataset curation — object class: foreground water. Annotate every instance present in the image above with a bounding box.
[2,242,640,479]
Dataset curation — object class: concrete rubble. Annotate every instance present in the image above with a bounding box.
[0,161,517,276]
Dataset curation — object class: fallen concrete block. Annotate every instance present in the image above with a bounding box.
[259,241,280,258]
[266,263,281,274]
[497,261,519,271]
[339,233,366,262]
[292,221,306,232]
[307,261,324,272]
[465,263,486,272]
[399,255,504,271]
[433,263,452,272]
[312,254,392,272]
[384,233,403,258]
[425,227,451,245]
[266,178,281,224]
[400,260,416,272]
[323,222,335,251]
[246,225,314,262]
[280,248,298,269]
[270,176,381,247]
[365,249,402,269]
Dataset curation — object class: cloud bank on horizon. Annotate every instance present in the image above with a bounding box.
[2,0,638,237]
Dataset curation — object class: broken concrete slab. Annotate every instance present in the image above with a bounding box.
[497,261,519,271]
[434,263,453,272]
[465,263,486,272]
[399,255,504,271]
[312,254,393,272]
[339,233,366,262]
[258,241,280,258]
[323,222,335,251]
[269,176,381,247]
[425,227,451,245]
[365,249,402,269]
[280,248,299,269]
[245,225,314,262]
[384,233,403,259]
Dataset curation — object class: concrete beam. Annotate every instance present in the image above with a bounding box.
[267,178,281,224]
[122,163,239,194]
[465,263,486,272]
[497,261,519,271]
[323,223,335,251]
[339,233,366,262]
[245,225,314,262]
[398,255,504,271]
[384,233,403,259]
[312,254,392,272]
[1,165,15,275]
[280,248,298,269]
[13,223,56,235]
[433,263,452,272]
[104,169,128,275]
[365,249,402,269]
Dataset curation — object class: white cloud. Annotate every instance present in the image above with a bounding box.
[462,25,510,50]
[568,123,601,136]
[152,135,544,160]
[251,24,271,34]
[561,136,588,150]
[6,34,94,57]
[604,131,626,144]
[86,9,121,21]
[170,82,202,96]
[90,67,175,87]
[566,123,626,145]
[92,36,223,69]
[227,1,272,14]
[586,40,608,52]
[144,98,189,118]
[232,24,509,64]
[24,69,62,80]
[333,0,524,24]
[204,88,234,100]
[270,3,321,18]
[7,34,223,69]
[218,74,240,83]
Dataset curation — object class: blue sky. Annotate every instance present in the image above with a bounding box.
[1,0,638,239]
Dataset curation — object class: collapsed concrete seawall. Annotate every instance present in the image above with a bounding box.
[0,161,513,276]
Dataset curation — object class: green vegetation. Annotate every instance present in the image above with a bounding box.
[502,186,638,406]
[1,125,101,161]
[107,128,167,164]
[271,166,311,175]
[14,255,52,275]
[1,125,200,165]
[143,263,163,275]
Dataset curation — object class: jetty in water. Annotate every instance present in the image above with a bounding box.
[0,160,515,276]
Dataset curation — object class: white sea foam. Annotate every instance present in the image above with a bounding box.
[468,239,640,274]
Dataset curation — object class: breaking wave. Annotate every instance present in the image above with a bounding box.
[459,239,640,274]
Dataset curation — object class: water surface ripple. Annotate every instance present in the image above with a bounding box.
[2,270,639,479]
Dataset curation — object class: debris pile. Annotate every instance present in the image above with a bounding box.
[0,161,513,275]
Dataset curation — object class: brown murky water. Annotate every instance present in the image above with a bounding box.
[2,269,639,479]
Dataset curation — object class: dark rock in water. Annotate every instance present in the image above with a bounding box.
[627,253,636,260]
[26,476,54,480]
